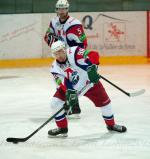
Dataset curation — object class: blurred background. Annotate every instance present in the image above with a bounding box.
[0,2,150,158]
[0,0,150,13]
[0,0,150,67]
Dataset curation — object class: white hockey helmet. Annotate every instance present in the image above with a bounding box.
[51,41,66,55]
[56,0,69,9]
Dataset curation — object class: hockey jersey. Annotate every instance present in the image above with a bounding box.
[46,16,87,48]
[50,46,99,96]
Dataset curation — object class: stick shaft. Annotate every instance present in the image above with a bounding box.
[99,75,130,96]
[99,75,145,97]
[7,82,91,143]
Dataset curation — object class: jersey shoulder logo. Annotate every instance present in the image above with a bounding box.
[77,48,85,56]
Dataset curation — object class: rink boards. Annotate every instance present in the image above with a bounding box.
[0,11,150,67]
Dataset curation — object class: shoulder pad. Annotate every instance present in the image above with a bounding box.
[67,16,81,26]
[51,16,59,26]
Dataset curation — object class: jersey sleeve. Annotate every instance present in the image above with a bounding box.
[44,21,57,47]
[51,73,66,92]
[74,47,99,71]
[51,62,74,92]
[51,72,74,93]
[47,21,55,34]
[66,24,87,49]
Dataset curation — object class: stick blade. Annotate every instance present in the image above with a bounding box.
[130,89,145,97]
[6,137,25,143]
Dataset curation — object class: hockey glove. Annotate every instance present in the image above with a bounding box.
[44,33,57,47]
[66,89,78,108]
[87,64,100,84]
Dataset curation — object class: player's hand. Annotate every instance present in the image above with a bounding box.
[44,33,57,47]
[66,89,78,108]
[87,64,100,84]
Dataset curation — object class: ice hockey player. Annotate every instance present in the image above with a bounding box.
[48,40,127,137]
[44,0,88,116]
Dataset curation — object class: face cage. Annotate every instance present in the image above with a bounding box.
[55,7,69,13]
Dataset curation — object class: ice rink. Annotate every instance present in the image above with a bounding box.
[0,64,150,159]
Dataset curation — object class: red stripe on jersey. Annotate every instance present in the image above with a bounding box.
[66,25,87,48]
[67,24,84,37]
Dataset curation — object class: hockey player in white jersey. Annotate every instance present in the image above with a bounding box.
[44,0,88,116]
[48,40,127,137]
[44,0,87,48]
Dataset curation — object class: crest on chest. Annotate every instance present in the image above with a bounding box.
[65,68,79,85]
[59,61,79,85]
[56,22,66,37]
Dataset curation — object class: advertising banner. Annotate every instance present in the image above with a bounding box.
[43,11,147,57]
[0,14,42,59]
[0,11,147,59]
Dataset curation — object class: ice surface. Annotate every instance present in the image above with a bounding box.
[0,65,150,159]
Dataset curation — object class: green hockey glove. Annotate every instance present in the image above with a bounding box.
[87,64,100,84]
[65,89,78,108]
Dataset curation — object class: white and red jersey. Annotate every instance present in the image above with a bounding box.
[50,47,99,95]
[46,16,87,49]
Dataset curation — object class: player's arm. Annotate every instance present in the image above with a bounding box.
[51,73,74,93]
[66,24,87,49]
[75,47,99,69]
[75,48,100,83]
[52,72,78,106]
[44,22,58,47]
[84,50,100,83]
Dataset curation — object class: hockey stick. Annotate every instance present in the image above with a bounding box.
[66,81,91,115]
[99,75,145,97]
[6,107,64,144]
[6,82,91,144]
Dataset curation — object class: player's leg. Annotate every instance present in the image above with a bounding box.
[100,103,127,132]
[84,81,127,133]
[48,89,68,137]
[64,99,81,117]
